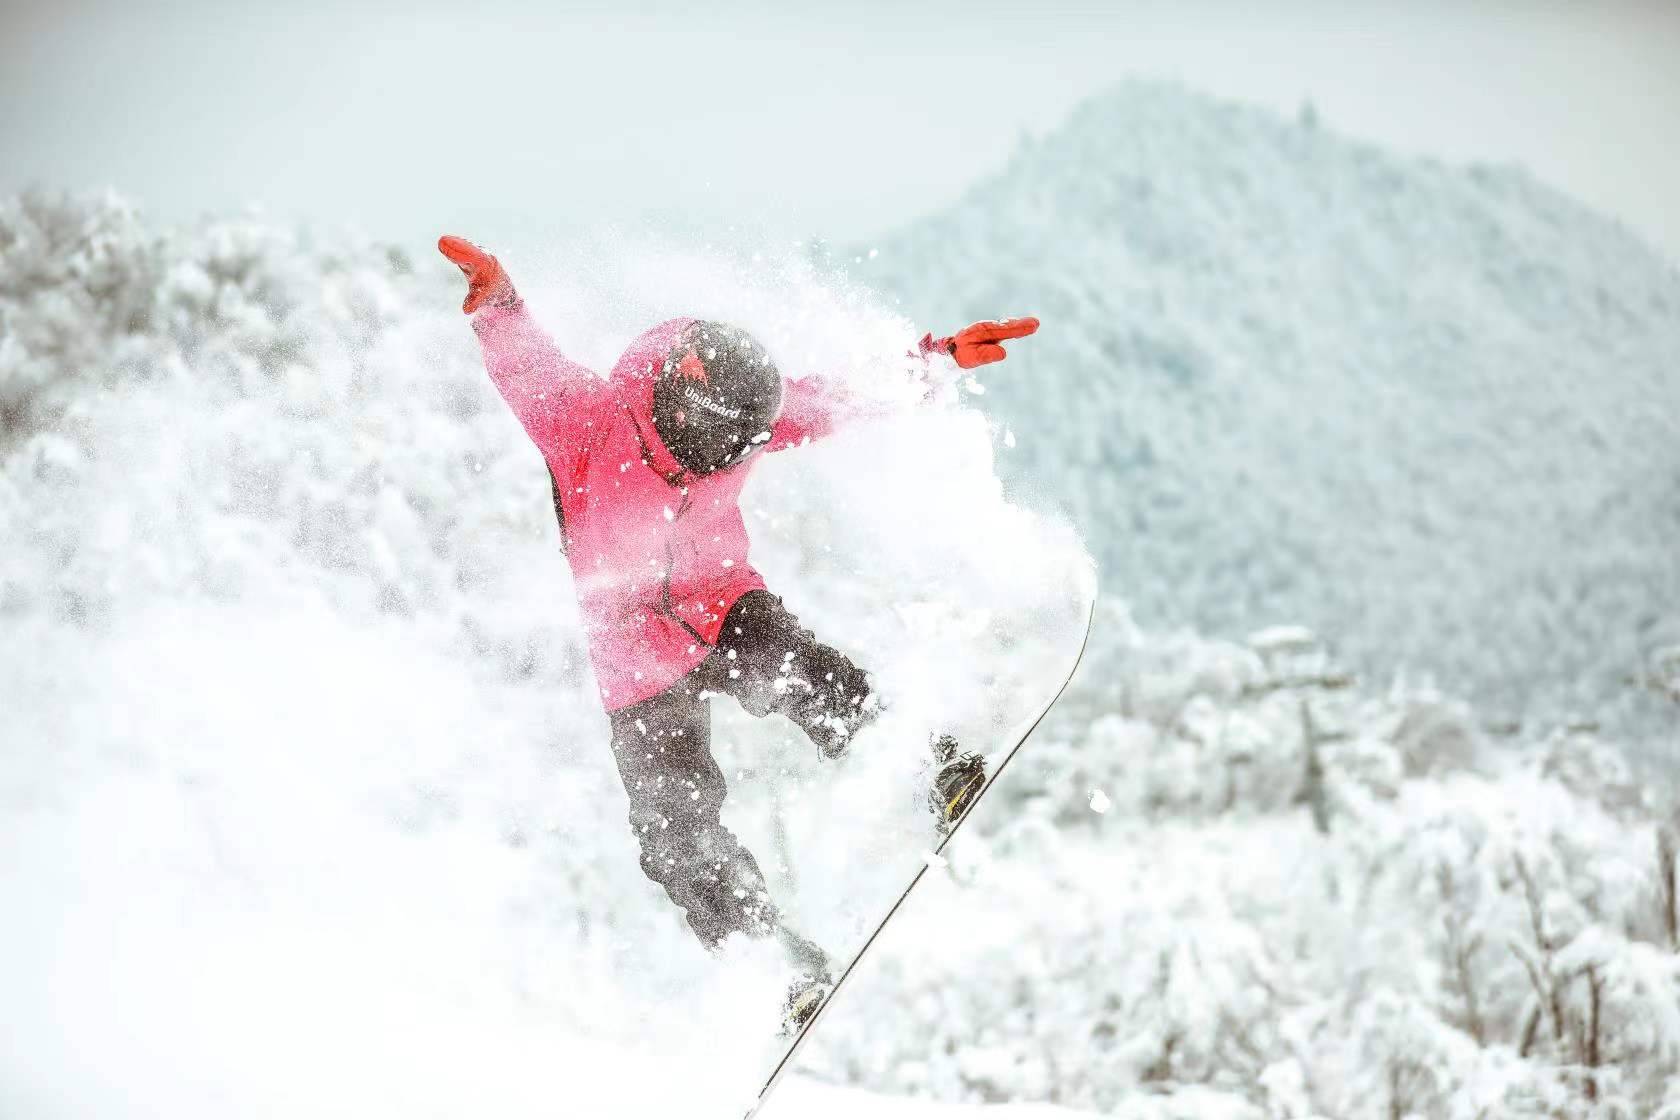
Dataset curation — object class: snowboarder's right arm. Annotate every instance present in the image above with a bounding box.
[764,317,1042,452]
[438,235,601,450]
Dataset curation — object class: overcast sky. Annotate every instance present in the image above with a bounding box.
[4,0,1678,263]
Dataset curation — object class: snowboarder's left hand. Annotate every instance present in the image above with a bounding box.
[919,317,1040,369]
[437,235,520,314]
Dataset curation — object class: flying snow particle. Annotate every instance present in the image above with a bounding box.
[924,851,948,869]
[1003,427,1016,449]
[663,506,674,521]
[1089,789,1111,814]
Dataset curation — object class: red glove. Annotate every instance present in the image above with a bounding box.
[918,317,1040,369]
[437,235,520,314]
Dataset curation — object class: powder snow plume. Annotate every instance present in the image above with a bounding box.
[0,191,1091,1118]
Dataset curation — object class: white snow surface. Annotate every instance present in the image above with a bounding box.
[0,601,1101,1120]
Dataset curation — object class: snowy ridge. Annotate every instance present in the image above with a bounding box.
[853,81,1680,751]
[2,179,1678,1120]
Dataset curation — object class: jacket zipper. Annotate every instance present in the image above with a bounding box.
[658,487,711,647]
[627,407,712,648]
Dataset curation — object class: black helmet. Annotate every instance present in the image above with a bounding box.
[652,321,783,474]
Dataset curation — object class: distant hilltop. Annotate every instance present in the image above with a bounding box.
[855,80,1680,734]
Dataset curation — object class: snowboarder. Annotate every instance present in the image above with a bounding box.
[439,235,1038,1026]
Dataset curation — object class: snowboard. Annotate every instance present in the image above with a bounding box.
[747,596,1097,1118]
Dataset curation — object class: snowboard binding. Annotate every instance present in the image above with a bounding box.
[929,734,986,835]
[774,926,833,1036]
[781,974,831,1036]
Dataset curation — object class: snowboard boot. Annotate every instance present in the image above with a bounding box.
[782,973,832,1036]
[775,925,834,1036]
[929,734,987,835]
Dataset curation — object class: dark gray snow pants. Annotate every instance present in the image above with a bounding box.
[606,590,877,951]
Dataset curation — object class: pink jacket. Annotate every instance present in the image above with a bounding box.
[470,305,867,711]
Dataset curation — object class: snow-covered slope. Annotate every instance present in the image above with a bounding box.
[855,81,1680,742]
